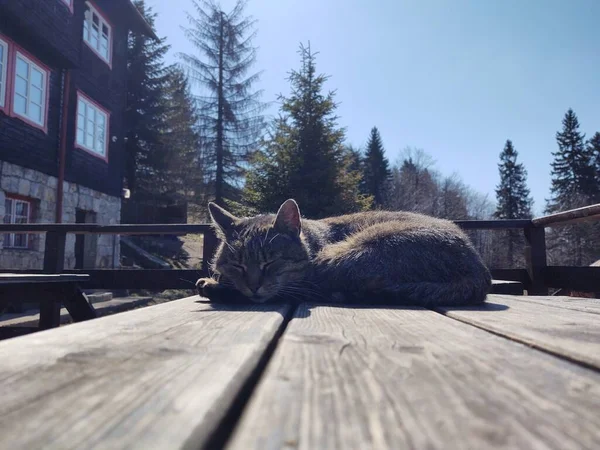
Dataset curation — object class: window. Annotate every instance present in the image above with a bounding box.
[76,92,109,159]
[83,2,112,65]
[0,38,7,109]
[3,197,31,249]
[13,52,48,127]
[60,0,73,12]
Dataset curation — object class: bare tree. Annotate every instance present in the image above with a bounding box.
[180,0,266,207]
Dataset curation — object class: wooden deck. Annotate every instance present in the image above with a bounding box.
[0,294,598,449]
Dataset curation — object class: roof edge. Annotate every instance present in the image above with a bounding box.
[126,0,158,40]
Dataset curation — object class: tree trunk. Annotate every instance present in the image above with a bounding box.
[215,14,225,206]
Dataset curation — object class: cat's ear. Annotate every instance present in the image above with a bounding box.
[208,202,238,238]
[273,199,301,237]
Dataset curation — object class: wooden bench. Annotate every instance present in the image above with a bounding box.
[0,274,95,336]
[0,293,598,449]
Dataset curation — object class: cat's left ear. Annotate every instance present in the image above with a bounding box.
[208,202,238,239]
[273,199,301,237]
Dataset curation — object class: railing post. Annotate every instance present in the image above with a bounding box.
[524,227,548,295]
[43,231,67,273]
[202,228,218,275]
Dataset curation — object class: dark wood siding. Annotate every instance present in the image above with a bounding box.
[0,0,136,199]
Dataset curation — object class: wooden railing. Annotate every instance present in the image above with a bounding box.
[1,204,599,295]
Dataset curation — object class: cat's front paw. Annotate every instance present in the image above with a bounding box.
[196,277,245,304]
[196,277,222,299]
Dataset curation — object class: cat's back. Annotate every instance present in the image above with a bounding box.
[318,210,461,241]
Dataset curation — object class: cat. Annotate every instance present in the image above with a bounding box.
[196,199,492,306]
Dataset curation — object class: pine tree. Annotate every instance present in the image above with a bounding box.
[243,44,370,217]
[180,0,266,207]
[546,109,598,266]
[494,140,533,267]
[495,140,533,219]
[160,68,203,201]
[362,127,390,207]
[587,132,600,202]
[547,109,595,212]
[125,0,171,194]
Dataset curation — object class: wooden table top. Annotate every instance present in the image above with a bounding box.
[0,294,598,449]
[0,273,90,284]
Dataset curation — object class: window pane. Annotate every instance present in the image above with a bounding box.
[14,94,27,114]
[100,36,109,59]
[31,68,43,89]
[77,127,84,145]
[93,13,99,26]
[15,76,28,97]
[15,201,27,217]
[13,234,26,248]
[31,86,43,105]
[30,103,42,123]
[16,57,28,78]
[3,199,11,223]
[83,19,89,40]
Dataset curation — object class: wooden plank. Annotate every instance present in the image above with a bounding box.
[491,280,523,295]
[0,270,207,290]
[543,266,600,292]
[228,304,600,450]
[0,296,291,449]
[532,203,600,228]
[0,274,89,284]
[438,294,600,369]
[490,268,530,284]
[455,219,532,229]
[0,223,212,234]
[508,295,600,315]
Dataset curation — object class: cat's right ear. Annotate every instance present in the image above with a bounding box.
[208,202,238,239]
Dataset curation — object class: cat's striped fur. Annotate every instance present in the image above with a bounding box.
[196,199,492,306]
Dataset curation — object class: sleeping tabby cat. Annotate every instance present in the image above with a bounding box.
[196,199,492,306]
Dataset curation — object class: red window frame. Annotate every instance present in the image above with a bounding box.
[0,32,51,134]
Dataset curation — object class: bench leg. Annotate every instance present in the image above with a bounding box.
[39,295,62,330]
[62,285,97,322]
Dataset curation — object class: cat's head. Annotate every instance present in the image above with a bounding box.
[208,199,310,303]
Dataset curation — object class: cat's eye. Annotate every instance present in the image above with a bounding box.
[231,263,246,272]
[261,261,276,272]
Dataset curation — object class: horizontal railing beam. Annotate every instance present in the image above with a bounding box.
[532,203,600,228]
[0,223,212,234]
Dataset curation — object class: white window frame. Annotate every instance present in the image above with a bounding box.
[76,92,110,159]
[13,51,48,128]
[60,0,73,11]
[3,197,31,249]
[83,2,112,65]
[0,37,8,109]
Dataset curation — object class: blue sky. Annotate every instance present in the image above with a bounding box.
[147,0,600,215]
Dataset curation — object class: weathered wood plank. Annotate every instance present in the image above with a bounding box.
[0,274,89,284]
[227,304,600,450]
[438,294,600,369]
[491,280,523,295]
[504,295,600,315]
[0,296,290,449]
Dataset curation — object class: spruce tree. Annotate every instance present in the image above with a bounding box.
[546,109,597,265]
[547,109,595,212]
[125,0,171,194]
[495,140,533,220]
[362,127,390,207]
[587,132,600,202]
[244,44,370,217]
[494,140,532,267]
[180,0,265,207]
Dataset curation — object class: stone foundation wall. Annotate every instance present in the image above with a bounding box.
[0,161,121,270]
